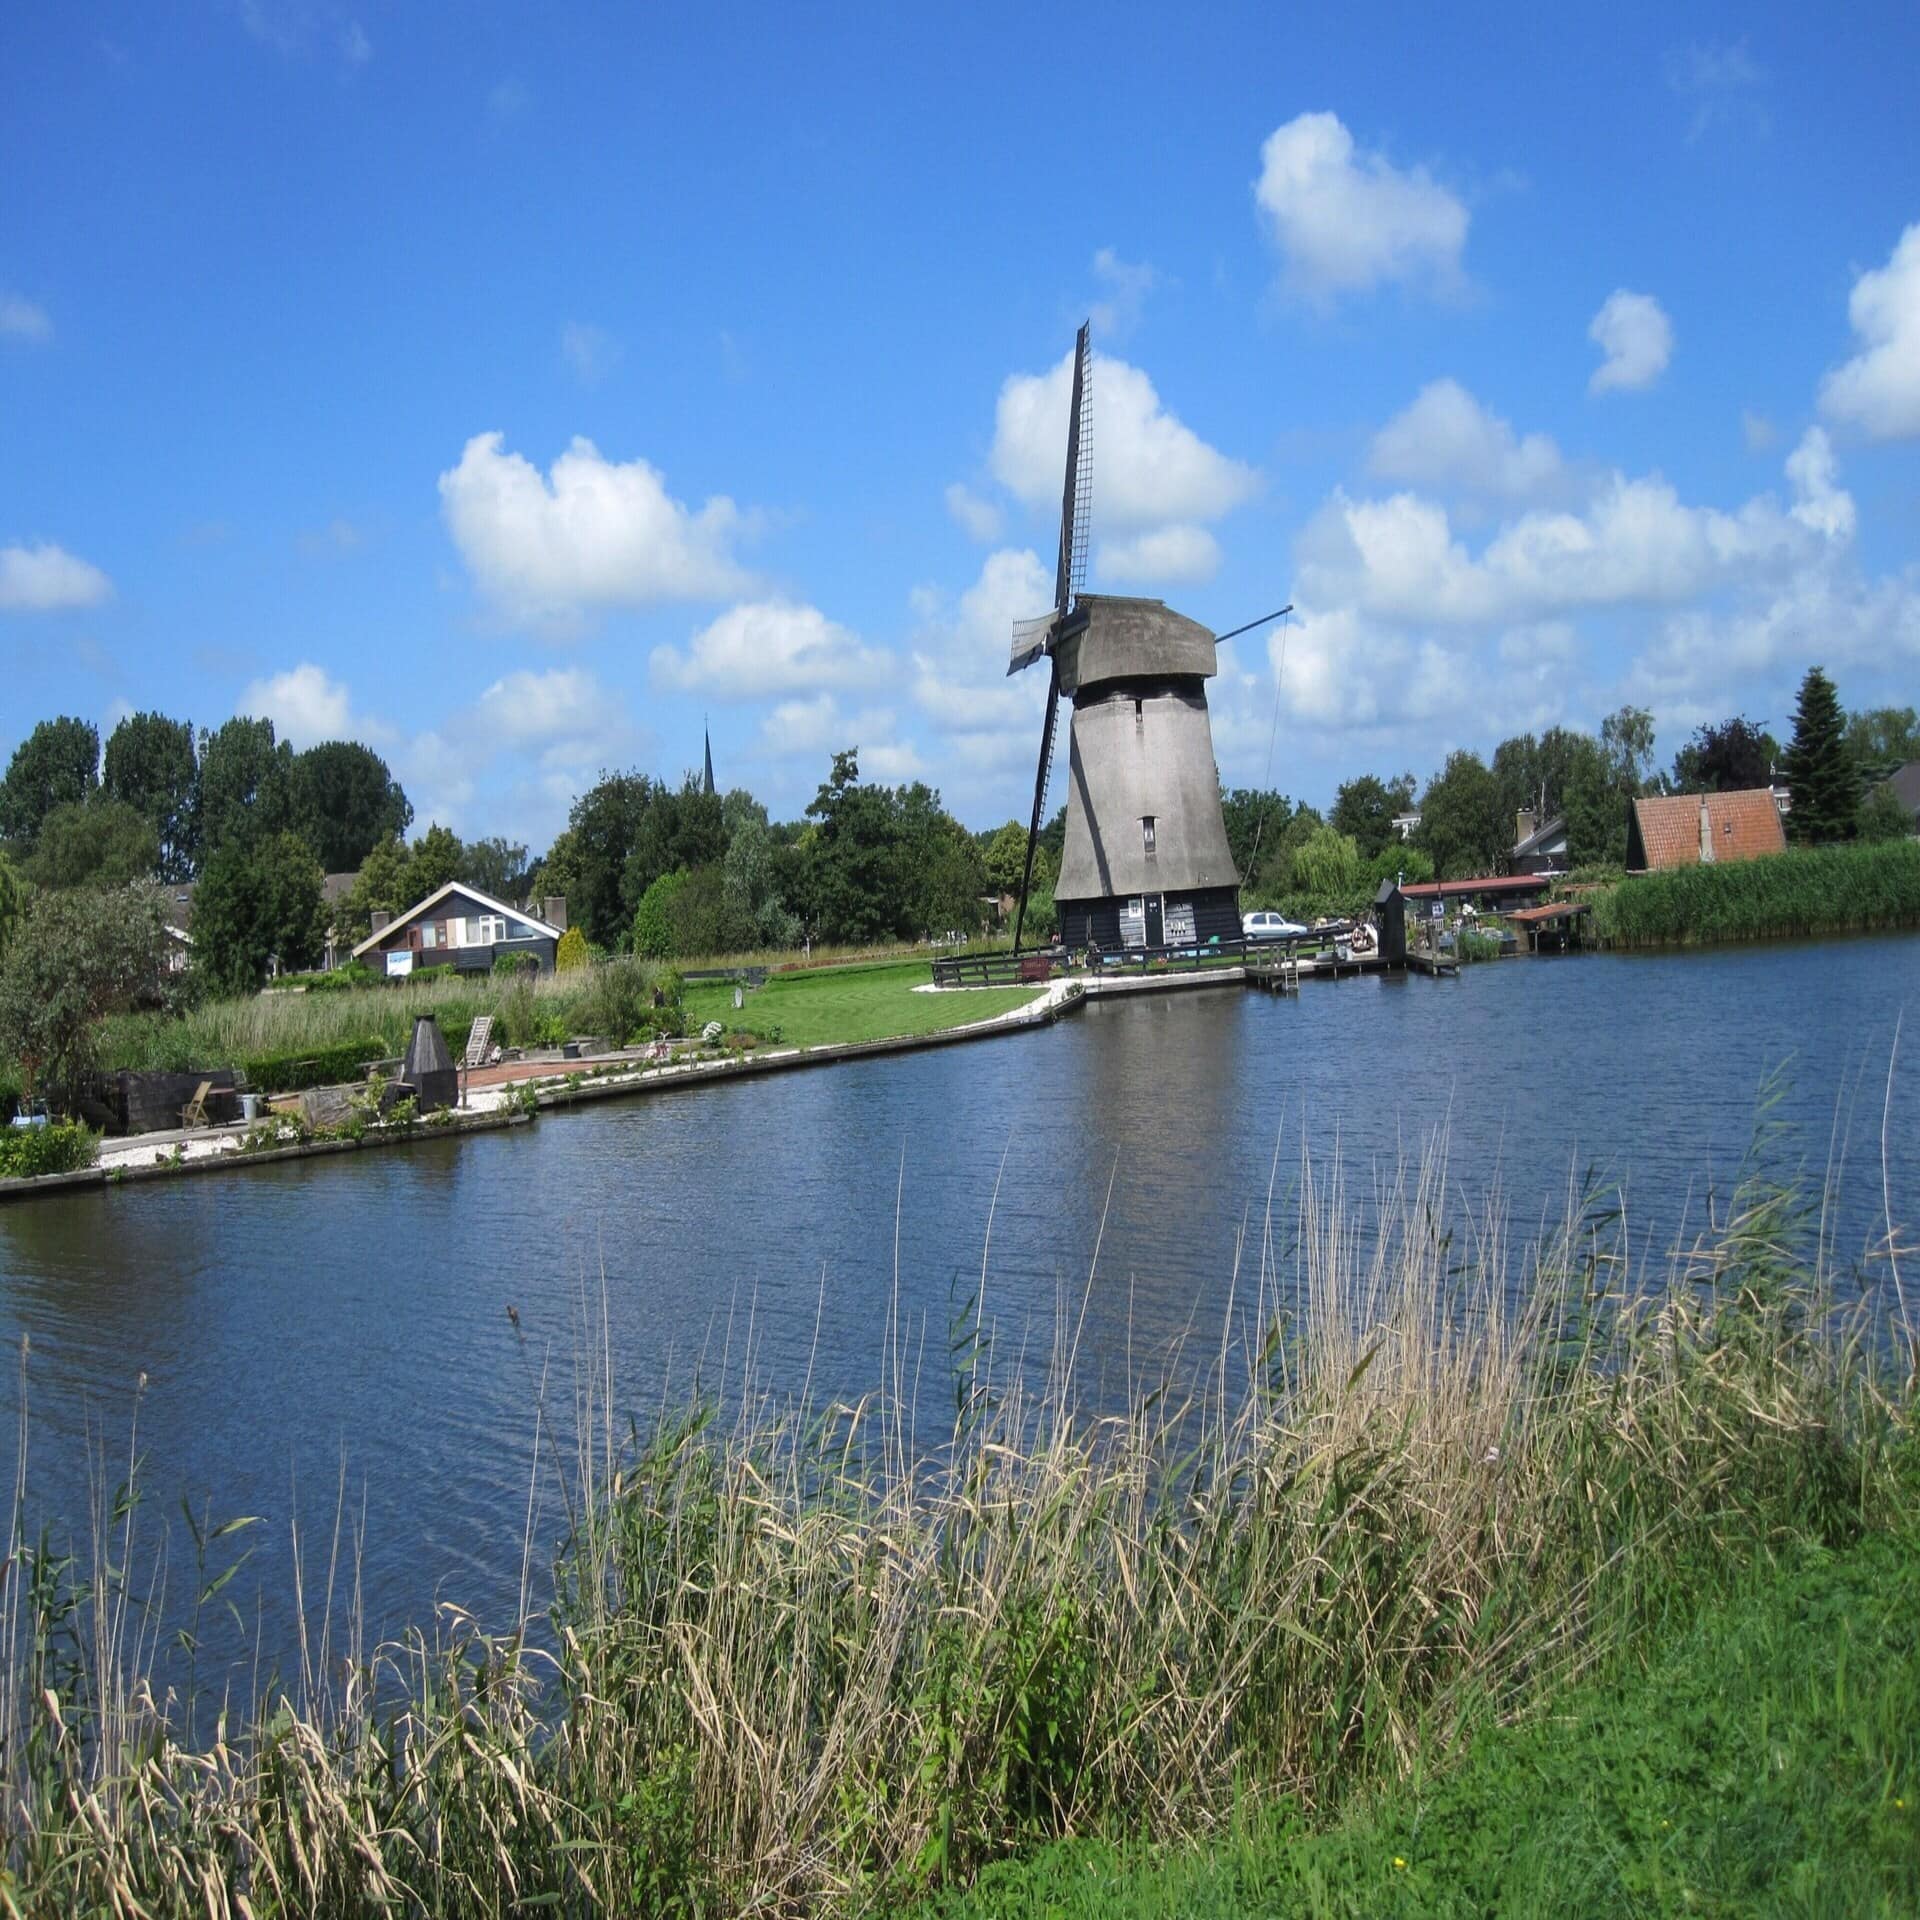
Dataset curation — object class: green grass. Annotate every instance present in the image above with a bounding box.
[682,955,1046,1048]
[921,1528,1920,1918]
[1593,838,1920,947]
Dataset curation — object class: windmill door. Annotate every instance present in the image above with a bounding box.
[1144,894,1164,946]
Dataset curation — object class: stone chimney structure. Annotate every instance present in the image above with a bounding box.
[370,909,392,934]
[543,895,568,931]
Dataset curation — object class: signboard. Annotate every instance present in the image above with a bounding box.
[386,948,415,978]
[1430,899,1446,920]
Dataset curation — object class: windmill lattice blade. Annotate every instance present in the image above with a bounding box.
[1054,320,1091,612]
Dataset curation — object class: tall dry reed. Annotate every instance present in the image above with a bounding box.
[0,1127,1903,1916]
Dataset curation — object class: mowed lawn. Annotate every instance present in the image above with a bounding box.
[681,957,1046,1049]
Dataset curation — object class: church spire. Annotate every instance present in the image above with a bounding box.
[702,719,715,796]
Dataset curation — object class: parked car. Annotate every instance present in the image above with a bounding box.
[1242,910,1309,941]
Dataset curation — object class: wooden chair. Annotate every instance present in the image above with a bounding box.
[180,1081,213,1129]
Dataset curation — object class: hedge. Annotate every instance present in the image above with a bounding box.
[239,1037,384,1095]
[0,1121,100,1180]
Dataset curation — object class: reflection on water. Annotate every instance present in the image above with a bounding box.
[2,934,1915,1685]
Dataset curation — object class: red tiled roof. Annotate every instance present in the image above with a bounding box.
[1629,790,1785,872]
[1399,874,1551,898]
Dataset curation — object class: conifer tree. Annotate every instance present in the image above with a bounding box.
[1781,666,1857,844]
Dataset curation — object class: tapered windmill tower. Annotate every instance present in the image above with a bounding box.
[1006,324,1244,954]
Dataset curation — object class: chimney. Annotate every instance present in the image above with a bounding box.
[370,909,392,935]
[1699,797,1716,864]
[1515,808,1536,848]
[543,895,568,932]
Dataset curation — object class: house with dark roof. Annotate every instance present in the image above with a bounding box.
[351,883,566,977]
[1510,809,1569,875]
[1627,790,1786,873]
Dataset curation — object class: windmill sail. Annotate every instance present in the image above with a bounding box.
[1010,322,1092,953]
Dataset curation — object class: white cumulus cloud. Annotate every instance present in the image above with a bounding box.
[1588,290,1673,394]
[1097,524,1222,585]
[0,541,112,611]
[990,350,1257,532]
[1298,435,1851,631]
[1819,222,1920,440]
[475,667,609,746]
[650,599,891,699]
[439,432,746,624]
[1368,380,1562,498]
[1254,111,1469,304]
[238,663,357,749]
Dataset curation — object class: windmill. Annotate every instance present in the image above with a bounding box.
[1005,325,1249,957]
[1005,321,1093,953]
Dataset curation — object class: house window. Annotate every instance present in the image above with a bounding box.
[420,922,438,949]
[447,917,467,948]
[1141,816,1156,855]
[472,914,506,945]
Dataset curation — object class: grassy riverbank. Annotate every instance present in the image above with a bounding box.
[1593,837,1920,947]
[922,1527,1920,1917]
[2,1142,1909,1914]
[89,951,1035,1083]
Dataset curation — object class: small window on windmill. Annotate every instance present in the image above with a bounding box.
[1134,697,1144,730]
[1142,816,1157,856]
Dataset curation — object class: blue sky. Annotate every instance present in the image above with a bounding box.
[4,2,1918,847]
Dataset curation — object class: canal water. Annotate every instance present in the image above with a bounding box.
[2,935,1916,1694]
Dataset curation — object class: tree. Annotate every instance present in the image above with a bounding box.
[1490,726,1627,868]
[1858,781,1915,842]
[0,717,99,848]
[898,790,985,937]
[624,775,729,915]
[1781,667,1857,844]
[406,823,464,900]
[1416,751,1507,879]
[566,772,656,947]
[192,832,327,994]
[1670,717,1779,794]
[1843,705,1920,776]
[1289,824,1364,903]
[332,834,414,946]
[289,741,412,872]
[722,816,800,948]
[0,851,23,959]
[461,836,531,902]
[0,882,167,1113]
[1600,705,1659,794]
[198,717,293,857]
[1329,773,1416,861]
[555,925,590,972]
[1219,788,1295,891]
[800,750,904,944]
[103,711,200,879]
[24,798,159,890]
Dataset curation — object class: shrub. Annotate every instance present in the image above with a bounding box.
[0,1119,99,1179]
[580,955,656,1044]
[492,950,539,977]
[555,926,590,972]
[238,1036,382,1095]
[632,871,688,958]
